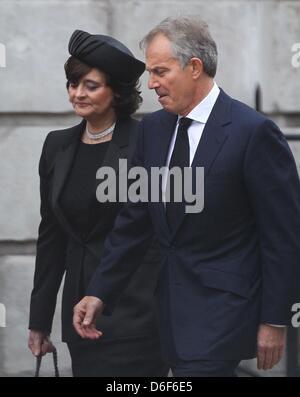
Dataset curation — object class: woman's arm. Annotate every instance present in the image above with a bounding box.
[29,134,67,335]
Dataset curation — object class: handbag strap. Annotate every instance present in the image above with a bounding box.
[35,346,60,377]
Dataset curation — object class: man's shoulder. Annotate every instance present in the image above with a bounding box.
[142,108,175,125]
[225,92,268,128]
[227,96,283,144]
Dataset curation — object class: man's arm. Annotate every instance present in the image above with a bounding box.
[73,197,154,337]
[244,119,300,369]
[73,119,155,338]
[73,296,104,339]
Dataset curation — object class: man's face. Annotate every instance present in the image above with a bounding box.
[145,34,196,116]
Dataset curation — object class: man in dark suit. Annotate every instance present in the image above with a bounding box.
[73,17,300,376]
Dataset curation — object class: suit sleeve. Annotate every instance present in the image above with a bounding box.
[87,120,154,314]
[29,134,67,333]
[244,119,300,325]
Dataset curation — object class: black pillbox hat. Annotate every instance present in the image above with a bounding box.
[68,30,145,83]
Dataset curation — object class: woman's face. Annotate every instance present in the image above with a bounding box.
[68,68,115,121]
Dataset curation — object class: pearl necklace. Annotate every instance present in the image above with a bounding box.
[85,122,116,140]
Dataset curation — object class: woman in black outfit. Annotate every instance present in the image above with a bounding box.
[28,30,168,377]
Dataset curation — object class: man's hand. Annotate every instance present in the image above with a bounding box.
[73,296,104,339]
[257,324,286,370]
[28,330,54,357]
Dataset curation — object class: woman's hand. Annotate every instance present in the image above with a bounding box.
[28,330,54,357]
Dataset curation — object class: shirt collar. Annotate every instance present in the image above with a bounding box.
[178,82,220,125]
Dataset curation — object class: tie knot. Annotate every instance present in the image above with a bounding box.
[179,117,193,131]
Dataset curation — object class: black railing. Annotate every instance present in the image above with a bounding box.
[285,134,300,141]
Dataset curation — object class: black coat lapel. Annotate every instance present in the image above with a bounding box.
[101,118,131,171]
[51,120,85,241]
[86,118,132,241]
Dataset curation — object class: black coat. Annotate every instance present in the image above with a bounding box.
[29,117,162,344]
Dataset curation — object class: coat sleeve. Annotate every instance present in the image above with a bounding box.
[29,134,67,333]
[244,119,300,325]
[87,119,154,314]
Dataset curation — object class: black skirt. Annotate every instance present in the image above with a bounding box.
[68,335,169,377]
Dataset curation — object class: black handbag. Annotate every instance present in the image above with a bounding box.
[35,346,59,377]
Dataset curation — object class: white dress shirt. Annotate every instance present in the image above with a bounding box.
[162,82,220,204]
[165,82,220,168]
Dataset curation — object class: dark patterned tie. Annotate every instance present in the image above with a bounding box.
[166,117,193,230]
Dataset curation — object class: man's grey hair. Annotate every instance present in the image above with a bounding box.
[140,16,218,78]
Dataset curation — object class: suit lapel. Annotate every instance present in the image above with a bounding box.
[191,89,231,172]
[156,112,178,168]
[170,89,232,238]
[154,112,178,236]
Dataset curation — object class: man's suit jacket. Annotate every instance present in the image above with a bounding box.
[87,90,300,361]
[29,117,163,344]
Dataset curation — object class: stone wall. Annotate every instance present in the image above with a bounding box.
[0,0,299,241]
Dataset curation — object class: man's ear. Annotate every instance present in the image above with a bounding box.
[190,57,203,79]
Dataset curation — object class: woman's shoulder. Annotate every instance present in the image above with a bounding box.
[45,120,84,147]
[41,120,84,163]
